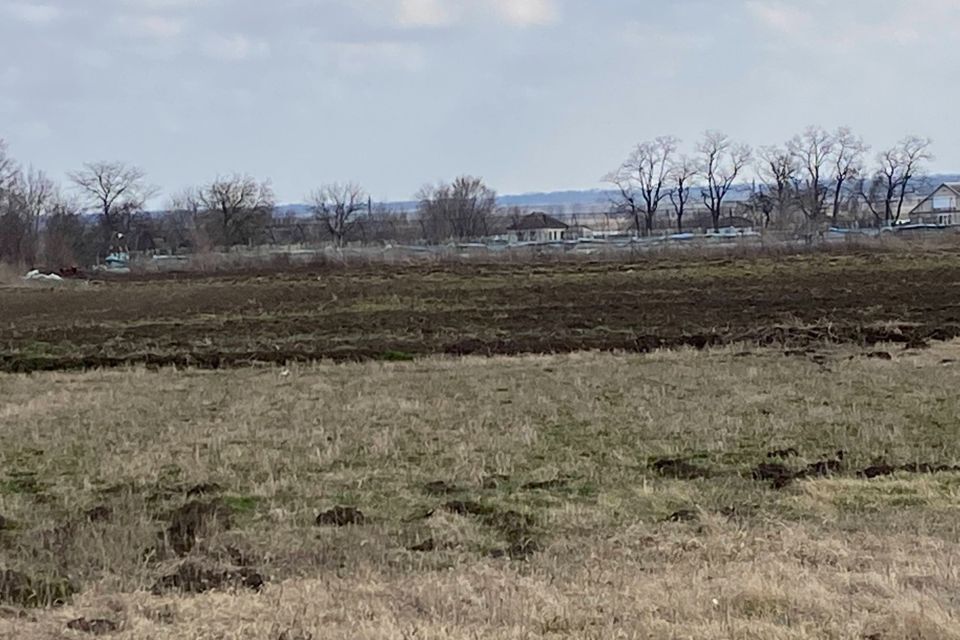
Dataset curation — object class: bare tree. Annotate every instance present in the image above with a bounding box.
[668,155,696,233]
[603,169,640,237]
[309,182,368,247]
[757,145,796,229]
[0,140,17,189]
[610,136,678,236]
[41,193,95,268]
[698,131,751,232]
[0,142,24,263]
[163,187,208,252]
[199,175,275,246]
[788,126,834,222]
[23,168,56,235]
[0,144,56,265]
[830,127,868,224]
[417,176,496,243]
[13,168,56,263]
[858,136,933,226]
[353,204,418,245]
[68,162,157,240]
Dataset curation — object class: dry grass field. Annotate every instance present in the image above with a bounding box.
[4,341,960,638]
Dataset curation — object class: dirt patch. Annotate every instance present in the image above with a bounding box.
[752,462,796,489]
[799,451,845,478]
[651,458,711,480]
[163,500,233,556]
[766,447,799,459]
[858,461,960,478]
[0,570,75,608]
[66,617,119,635]
[858,463,898,479]
[407,538,436,553]
[83,506,112,523]
[442,500,494,517]
[899,462,960,474]
[7,253,960,373]
[663,509,699,523]
[422,481,463,496]
[185,482,223,497]
[0,516,9,531]
[521,478,569,491]
[150,561,264,595]
[481,474,510,489]
[751,451,845,489]
[315,506,365,527]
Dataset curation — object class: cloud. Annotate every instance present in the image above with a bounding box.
[397,0,452,27]
[201,33,270,61]
[491,0,558,27]
[744,0,956,53]
[3,2,61,25]
[116,14,185,39]
[117,0,216,8]
[334,41,425,73]
[391,0,559,29]
[744,1,811,32]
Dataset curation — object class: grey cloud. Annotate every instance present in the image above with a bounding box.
[0,0,957,203]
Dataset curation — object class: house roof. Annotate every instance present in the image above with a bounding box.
[910,182,960,214]
[507,212,569,231]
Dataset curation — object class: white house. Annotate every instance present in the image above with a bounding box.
[507,212,569,243]
[909,183,960,225]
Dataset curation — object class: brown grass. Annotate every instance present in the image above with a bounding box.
[3,342,960,637]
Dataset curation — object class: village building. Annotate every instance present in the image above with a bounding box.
[506,212,569,243]
[909,183,960,226]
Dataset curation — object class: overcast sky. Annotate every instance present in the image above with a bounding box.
[0,0,957,203]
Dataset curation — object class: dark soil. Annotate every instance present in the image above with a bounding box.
[150,561,264,595]
[441,501,494,517]
[422,481,463,496]
[185,483,223,497]
[858,461,960,478]
[766,448,800,459]
[899,462,960,474]
[799,451,845,478]
[83,506,112,523]
[521,478,569,491]
[663,510,699,523]
[481,475,510,489]
[5,252,960,372]
[407,538,436,553]
[751,462,796,489]
[859,464,898,479]
[315,506,365,527]
[651,458,711,480]
[66,617,119,635]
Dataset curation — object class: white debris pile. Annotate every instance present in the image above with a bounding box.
[23,269,63,282]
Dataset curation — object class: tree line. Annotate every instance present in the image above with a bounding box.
[0,126,938,267]
[0,138,508,267]
[607,128,933,235]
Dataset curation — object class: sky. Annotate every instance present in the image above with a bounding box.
[0,0,958,204]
